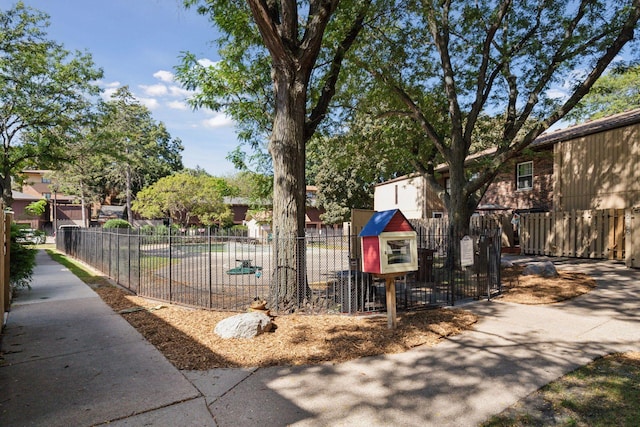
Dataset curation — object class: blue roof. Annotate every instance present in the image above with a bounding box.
[359,209,405,237]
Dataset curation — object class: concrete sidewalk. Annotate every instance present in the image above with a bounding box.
[1,251,639,426]
[0,250,214,426]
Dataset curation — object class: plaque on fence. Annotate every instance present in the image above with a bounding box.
[460,235,474,267]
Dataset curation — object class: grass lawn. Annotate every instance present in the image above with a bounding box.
[482,352,640,426]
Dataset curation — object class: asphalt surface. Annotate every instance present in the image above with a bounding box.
[1,250,638,426]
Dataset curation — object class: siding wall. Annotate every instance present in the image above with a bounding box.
[374,176,424,219]
[374,175,446,219]
[554,123,640,211]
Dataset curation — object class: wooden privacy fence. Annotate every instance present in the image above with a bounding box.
[520,209,625,260]
[410,214,515,247]
[1,210,13,321]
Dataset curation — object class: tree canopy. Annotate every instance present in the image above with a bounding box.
[356,0,640,256]
[97,87,184,220]
[0,2,103,206]
[178,0,374,309]
[567,62,640,122]
[132,172,236,227]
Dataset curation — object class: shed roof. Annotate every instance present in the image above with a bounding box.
[359,209,414,237]
[12,191,41,201]
[532,108,640,147]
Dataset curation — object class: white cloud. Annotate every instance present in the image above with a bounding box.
[167,100,188,110]
[138,97,160,110]
[546,88,568,100]
[153,70,174,83]
[168,85,192,98]
[202,113,234,128]
[101,87,118,101]
[140,83,168,97]
[197,58,219,68]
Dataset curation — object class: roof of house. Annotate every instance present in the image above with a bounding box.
[12,191,41,201]
[533,108,640,147]
[376,108,640,186]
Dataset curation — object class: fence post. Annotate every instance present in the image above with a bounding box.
[168,226,172,303]
[208,226,212,309]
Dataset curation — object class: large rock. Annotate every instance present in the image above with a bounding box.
[522,261,559,278]
[214,312,273,339]
[501,259,514,268]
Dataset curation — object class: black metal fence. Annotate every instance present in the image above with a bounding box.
[57,226,501,314]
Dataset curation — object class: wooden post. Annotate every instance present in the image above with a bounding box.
[385,276,397,329]
[375,273,403,329]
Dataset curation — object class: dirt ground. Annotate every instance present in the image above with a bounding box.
[94,264,596,370]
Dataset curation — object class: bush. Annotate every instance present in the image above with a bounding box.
[9,223,37,296]
[103,219,132,229]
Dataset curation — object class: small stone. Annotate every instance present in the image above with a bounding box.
[214,312,273,339]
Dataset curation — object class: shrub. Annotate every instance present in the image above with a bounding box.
[103,219,132,229]
[9,223,36,296]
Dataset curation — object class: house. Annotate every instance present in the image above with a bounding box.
[240,186,335,239]
[14,170,88,233]
[375,108,640,218]
[11,190,43,229]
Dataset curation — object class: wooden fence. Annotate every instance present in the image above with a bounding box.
[1,210,13,324]
[410,214,515,247]
[520,209,626,260]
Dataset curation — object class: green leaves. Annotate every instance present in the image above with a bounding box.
[132,172,235,227]
[0,2,103,205]
[567,62,640,122]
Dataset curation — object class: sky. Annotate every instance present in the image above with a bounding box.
[17,0,241,176]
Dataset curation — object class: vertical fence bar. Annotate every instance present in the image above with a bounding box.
[168,226,172,303]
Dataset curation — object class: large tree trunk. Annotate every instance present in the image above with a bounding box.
[0,172,13,207]
[268,66,309,312]
[125,163,133,227]
[445,147,476,269]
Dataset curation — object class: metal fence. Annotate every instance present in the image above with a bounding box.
[57,226,501,314]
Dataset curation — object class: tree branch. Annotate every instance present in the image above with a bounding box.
[464,0,512,143]
[306,0,372,140]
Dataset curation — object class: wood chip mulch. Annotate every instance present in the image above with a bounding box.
[94,286,477,370]
[94,265,596,371]
[500,265,597,304]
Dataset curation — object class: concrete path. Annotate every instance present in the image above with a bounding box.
[0,250,213,426]
[1,251,638,426]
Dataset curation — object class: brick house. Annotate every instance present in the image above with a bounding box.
[375,108,640,218]
[15,170,87,233]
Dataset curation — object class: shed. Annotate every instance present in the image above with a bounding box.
[359,209,418,275]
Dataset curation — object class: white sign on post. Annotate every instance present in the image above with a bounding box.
[460,235,474,267]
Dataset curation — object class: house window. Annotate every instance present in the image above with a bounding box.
[41,177,52,184]
[43,193,51,200]
[445,178,451,194]
[517,161,533,190]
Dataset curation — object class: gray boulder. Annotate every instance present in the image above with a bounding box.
[501,259,514,268]
[214,312,273,339]
[522,261,559,278]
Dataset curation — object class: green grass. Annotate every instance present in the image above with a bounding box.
[482,352,640,426]
[45,249,112,289]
